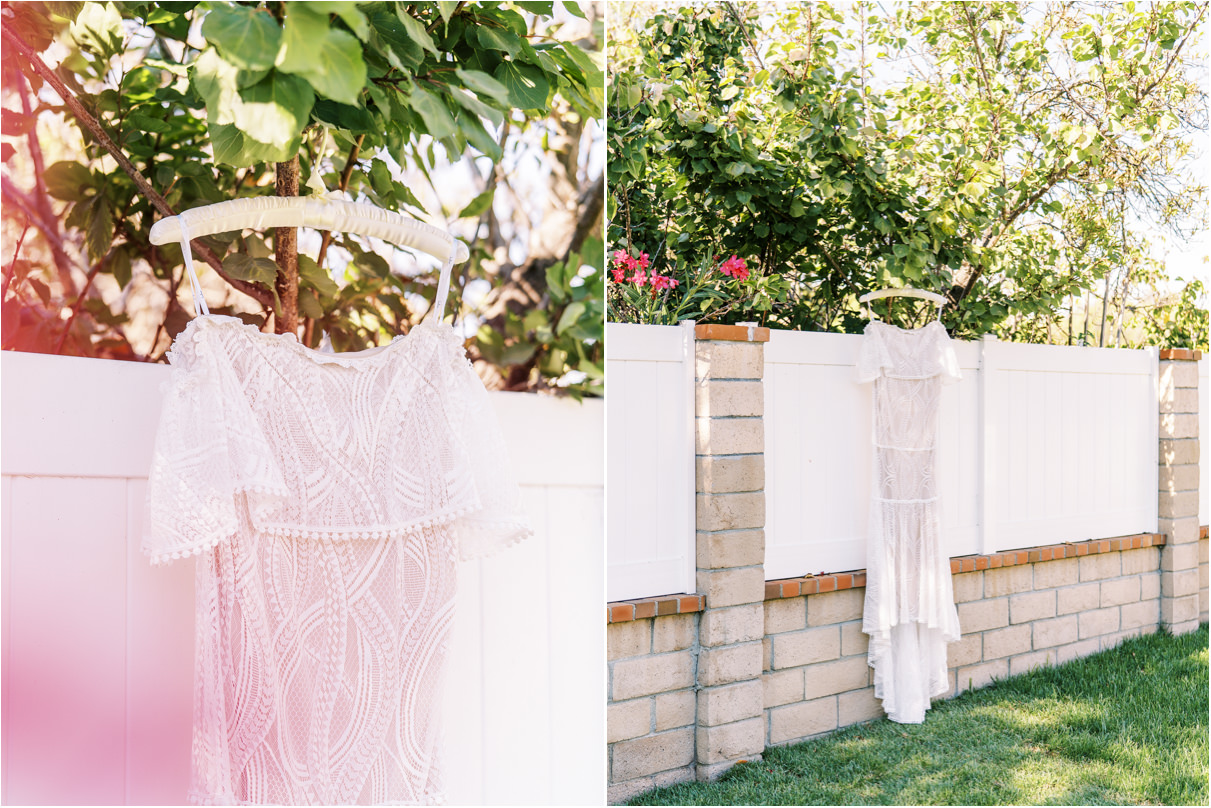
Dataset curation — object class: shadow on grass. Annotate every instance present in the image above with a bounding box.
[627,626,1209,806]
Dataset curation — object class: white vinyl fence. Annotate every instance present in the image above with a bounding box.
[0,350,604,806]
[765,333,1159,579]
[1200,356,1208,526]
[606,324,1162,598]
[605,322,697,602]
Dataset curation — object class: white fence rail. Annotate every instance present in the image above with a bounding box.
[764,332,1159,579]
[0,350,604,806]
[605,322,697,601]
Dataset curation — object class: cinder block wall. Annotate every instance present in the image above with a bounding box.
[606,339,1206,805]
[761,537,1165,749]
[607,611,699,794]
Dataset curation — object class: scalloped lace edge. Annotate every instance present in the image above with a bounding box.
[146,504,532,566]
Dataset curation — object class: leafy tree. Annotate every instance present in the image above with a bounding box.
[607,1,1206,348]
[2,0,604,395]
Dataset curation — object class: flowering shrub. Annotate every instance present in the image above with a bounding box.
[607,249,759,325]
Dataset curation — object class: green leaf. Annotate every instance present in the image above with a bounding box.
[369,158,396,201]
[476,25,522,57]
[311,99,376,131]
[303,1,371,40]
[44,161,93,201]
[436,1,459,23]
[110,246,132,289]
[208,122,247,165]
[192,47,241,125]
[394,8,439,56]
[456,110,504,160]
[494,62,550,110]
[201,3,282,70]
[458,188,495,219]
[579,236,604,271]
[556,300,586,335]
[233,70,314,147]
[143,7,178,25]
[222,253,279,286]
[70,1,123,58]
[560,1,587,19]
[448,87,505,127]
[86,195,112,263]
[367,8,423,70]
[515,1,555,14]
[455,68,512,106]
[298,288,324,318]
[277,6,367,106]
[209,123,299,166]
[408,85,457,140]
[298,254,339,300]
[546,261,570,302]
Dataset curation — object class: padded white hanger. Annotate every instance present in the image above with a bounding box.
[859,287,945,320]
[149,196,470,321]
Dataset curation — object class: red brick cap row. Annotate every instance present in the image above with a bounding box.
[694,323,770,342]
[606,532,1169,621]
[607,594,705,624]
[1158,348,1202,361]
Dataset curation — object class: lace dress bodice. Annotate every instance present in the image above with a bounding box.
[145,314,530,804]
[857,319,961,724]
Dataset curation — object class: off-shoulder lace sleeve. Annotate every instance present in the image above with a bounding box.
[935,326,962,385]
[856,325,892,383]
[442,351,533,561]
[144,323,288,565]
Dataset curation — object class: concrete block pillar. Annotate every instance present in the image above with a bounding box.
[1157,348,1202,635]
[692,322,769,780]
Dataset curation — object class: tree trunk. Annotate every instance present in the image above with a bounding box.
[274,156,300,335]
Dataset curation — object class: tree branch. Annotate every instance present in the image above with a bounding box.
[15,65,76,295]
[0,176,78,286]
[564,173,604,260]
[1,22,275,309]
[274,155,300,334]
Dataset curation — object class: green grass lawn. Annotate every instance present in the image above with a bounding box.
[629,624,1209,806]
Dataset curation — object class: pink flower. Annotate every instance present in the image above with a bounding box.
[612,265,628,282]
[649,274,679,292]
[718,255,749,280]
[628,269,648,286]
[637,252,650,269]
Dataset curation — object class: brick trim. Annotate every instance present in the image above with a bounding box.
[1201,525,1209,539]
[1158,348,1203,360]
[760,532,1165,602]
[694,323,771,342]
[607,594,706,623]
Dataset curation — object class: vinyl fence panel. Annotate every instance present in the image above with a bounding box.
[605,322,696,601]
[0,350,603,806]
[982,338,1157,552]
[1200,357,1208,527]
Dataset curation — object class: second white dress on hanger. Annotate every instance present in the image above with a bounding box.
[857,319,962,724]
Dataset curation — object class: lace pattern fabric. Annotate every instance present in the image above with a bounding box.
[145,314,530,804]
[857,319,962,724]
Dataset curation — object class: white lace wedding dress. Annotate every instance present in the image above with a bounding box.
[144,313,530,805]
[857,319,962,724]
